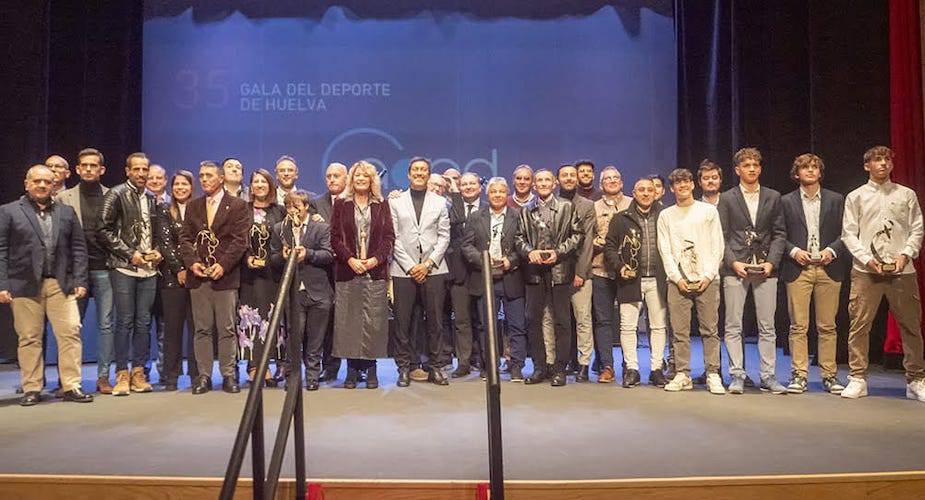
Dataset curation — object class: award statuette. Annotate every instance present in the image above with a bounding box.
[619,228,641,280]
[248,223,270,268]
[130,219,160,270]
[808,234,822,264]
[489,220,505,277]
[195,228,220,278]
[677,239,703,294]
[743,229,768,275]
[870,220,897,273]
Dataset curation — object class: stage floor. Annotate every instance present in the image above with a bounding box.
[0,342,923,481]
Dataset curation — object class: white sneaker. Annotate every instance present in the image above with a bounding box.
[841,376,868,399]
[706,373,726,395]
[906,379,925,402]
[664,372,693,392]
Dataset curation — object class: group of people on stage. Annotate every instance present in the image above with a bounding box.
[2,145,923,407]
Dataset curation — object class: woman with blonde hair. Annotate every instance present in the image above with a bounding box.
[329,160,394,388]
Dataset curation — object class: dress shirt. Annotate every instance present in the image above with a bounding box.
[740,183,760,225]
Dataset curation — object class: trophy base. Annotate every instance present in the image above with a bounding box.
[623,270,637,280]
[251,258,266,268]
[880,262,897,273]
[745,265,766,275]
[681,280,702,294]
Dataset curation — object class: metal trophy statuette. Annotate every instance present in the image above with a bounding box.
[870,220,897,273]
[131,219,160,270]
[678,239,703,294]
[195,228,220,278]
[489,222,505,277]
[249,223,270,268]
[619,228,641,280]
[743,229,768,275]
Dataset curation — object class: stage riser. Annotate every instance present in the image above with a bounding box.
[1,474,924,500]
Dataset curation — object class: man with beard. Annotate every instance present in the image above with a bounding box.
[575,160,602,201]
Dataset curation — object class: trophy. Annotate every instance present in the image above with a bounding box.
[530,212,555,263]
[619,228,641,280]
[489,221,505,277]
[131,219,160,269]
[678,239,702,294]
[743,229,768,275]
[195,228,220,278]
[248,223,270,268]
[870,220,897,273]
[808,234,822,264]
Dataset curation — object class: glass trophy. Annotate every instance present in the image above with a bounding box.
[808,234,822,264]
[678,239,702,294]
[870,220,897,273]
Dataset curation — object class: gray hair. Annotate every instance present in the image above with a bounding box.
[486,176,508,191]
[326,162,348,174]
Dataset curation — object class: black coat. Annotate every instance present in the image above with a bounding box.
[99,182,160,271]
[603,201,666,303]
[270,218,334,302]
[155,202,186,289]
[515,195,582,285]
[460,206,524,298]
[780,187,849,283]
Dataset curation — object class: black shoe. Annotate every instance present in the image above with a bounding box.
[649,369,667,388]
[63,388,94,403]
[192,376,211,395]
[509,365,524,382]
[164,382,178,392]
[691,373,707,385]
[524,370,548,385]
[744,375,756,388]
[305,380,320,391]
[622,368,641,388]
[19,391,41,406]
[565,361,579,375]
[429,369,450,386]
[344,368,358,389]
[550,372,567,386]
[366,365,379,389]
[576,365,590,382]
[451,366,471,378]
[222,377,240,394]
[319,367,338,382]
[397,369,411,387]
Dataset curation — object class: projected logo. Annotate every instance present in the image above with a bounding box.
[321,127,498,190]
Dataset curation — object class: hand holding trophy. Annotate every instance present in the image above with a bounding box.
[743,229,769,276]
[678,239,703,295]
[618,228,641,280]
[247,223,270,269]
[808,234,822,265]
[870,220,897,274]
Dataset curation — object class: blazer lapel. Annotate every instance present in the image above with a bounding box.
[755,187,770,228]
[818,189,831,227]
[19,199,44,241]
[732,188,752,228]
[793,192,807,232]
[51,202,63,247]
[210,191,230,230]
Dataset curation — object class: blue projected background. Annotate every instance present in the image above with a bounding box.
[143,5,676,193]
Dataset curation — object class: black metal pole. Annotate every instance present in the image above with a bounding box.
[481,251,505,499]
[220,249,298,500]
[290,263,307,499]
[250,396,265,500]
[263,375,301,500]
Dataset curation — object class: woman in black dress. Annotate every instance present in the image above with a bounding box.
[238,168,286,386]
[156,170,198,391]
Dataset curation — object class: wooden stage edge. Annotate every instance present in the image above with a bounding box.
[1,471,924,499]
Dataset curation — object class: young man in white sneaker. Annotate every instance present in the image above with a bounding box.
[840,146,925,401]
[657,169,726,394]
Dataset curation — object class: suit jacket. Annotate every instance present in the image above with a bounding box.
[515,195,582,285]
[780,187,849,283]
[389,189,450,277]
[56,184,110,226]
[717,185,786,277]
[566,193,596,280]
[0,197,87,297]
[310,192,335,223]
[270,218,334,302]
[446,192,485,285]
[178,190,251,290]
[460,206,524,298]
[330,197,395,282]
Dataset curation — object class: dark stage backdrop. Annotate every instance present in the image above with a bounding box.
[141,2,677,193]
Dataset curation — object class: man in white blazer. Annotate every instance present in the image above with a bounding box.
[390,157,452,387]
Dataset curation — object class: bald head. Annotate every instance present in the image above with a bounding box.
[25,164,55,204]
[325,162,348,196]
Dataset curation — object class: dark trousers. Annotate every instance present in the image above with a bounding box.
[525,277,572,373]
[450,282,480,368]
[160,287,198,383]
[321,307,340,373]
[292,290,332,382]
[478,282,526,370]
[190,283,237,378]
[110,271,157,370]
[591,277,617,369]
[392,274,447,371]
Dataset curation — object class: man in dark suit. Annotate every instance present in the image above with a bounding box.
[446,172,484,377]
[717,147,787,394]
[310,162,347,382]
[272,190,334,390]
[0,165,93,405]
[780,154,848,394]
[461,177,526,380]
[179,161,251,395]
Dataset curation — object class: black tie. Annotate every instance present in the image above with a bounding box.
[466,203,474,218]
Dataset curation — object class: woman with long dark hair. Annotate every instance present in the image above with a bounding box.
[330,160,395,389]
[238,168,286,386]
[156,170,198,391]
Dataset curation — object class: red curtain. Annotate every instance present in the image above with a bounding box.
[886,0,925,353]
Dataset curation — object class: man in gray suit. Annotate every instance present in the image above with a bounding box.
[717,147,787,394]
[390,157,451,387]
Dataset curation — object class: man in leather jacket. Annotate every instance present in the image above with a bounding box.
[99,152,162,396]
[515,169,582,386]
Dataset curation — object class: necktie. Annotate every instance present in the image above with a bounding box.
[466,203,474,218]
[206,198,216,228]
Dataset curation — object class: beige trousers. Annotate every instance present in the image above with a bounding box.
[785,265,842,378]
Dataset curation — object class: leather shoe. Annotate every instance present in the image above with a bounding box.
[598,366,616,383]
[451,366,471,378]
[576,365,590,382]
[524,370,547,385]
[622,368,641,388]
[222,377,240,394]
[429,369,450,386]
[319,368,338,382]
[192,376,212,395]
[305,380,320,391]
[397,369,411,387]
[365,365,379,389]
[164,381,178,391]
[550,372,567,386]
[344,368,358,389]
[63,388,94,403]
[19,391,41,406]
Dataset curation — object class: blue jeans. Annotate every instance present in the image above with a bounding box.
[77,270,115,378]
[591,278,617,369]
[111,271,157,370]
[477,282,527,369]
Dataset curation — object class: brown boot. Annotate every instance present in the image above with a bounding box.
[598,366,616,383]
[97,377,114,395]
[113,370,131,396]
[130,367,153,393]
